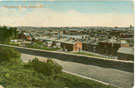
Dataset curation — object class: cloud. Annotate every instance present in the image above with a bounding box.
[0,7,134,27]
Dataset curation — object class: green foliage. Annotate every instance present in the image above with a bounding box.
[0,47,116,88]
[0,26,18,43]
[26,42,60,51]
[58,73,116,88]
[8,42,19,46]
[0,64,65,88]
[0,47,20,62]
[28,58,63,76]
[0,63,117,88]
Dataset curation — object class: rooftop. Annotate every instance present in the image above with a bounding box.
[101,39,128,44]
[118,47,134,55]
[40,36,78,44]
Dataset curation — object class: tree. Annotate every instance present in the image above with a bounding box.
[28,58,63,76]
[0,26,18,43]
[0,47,20,62]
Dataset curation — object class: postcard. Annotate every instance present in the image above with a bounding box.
[0,0,134,88]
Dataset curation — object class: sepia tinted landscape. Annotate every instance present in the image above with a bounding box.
[0,0,134,88]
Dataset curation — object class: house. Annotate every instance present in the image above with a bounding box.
[40,36,82,51]
[88,41,99,53]
[97,39,129,56]
[44,41,53,48]
[117,47,134,61]
[61,40,82,52]
[52,42,61,48]
[109,30,133,38]
[18,32,32,41]
[82,40,94,51]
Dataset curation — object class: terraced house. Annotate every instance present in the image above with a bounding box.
[40,36,82,52]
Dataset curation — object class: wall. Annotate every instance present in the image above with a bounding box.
[0,44,133,72]
[14,46,133,72]
[118,53,134,61]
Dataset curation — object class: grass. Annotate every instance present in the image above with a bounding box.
[4,41,60,51]
[7,42,20,46]
[26,43,60,51]
[0,62,116,88]
[73,52,102,58]
[0,47,117,88]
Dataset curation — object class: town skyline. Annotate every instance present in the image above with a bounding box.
[0,1,134,88]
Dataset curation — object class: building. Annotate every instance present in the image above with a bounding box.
[97,39,129,56]
[109,30,133,38]
[117,47,134,61]
[88,41,99,53]
[44,41,53,48]
[82,40,94,51]
[61,40,82,51]
[40,36,82,51]
[18,32,32,41]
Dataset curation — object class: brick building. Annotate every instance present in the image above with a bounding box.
[61,40,82,51]
[117,47,134,61]
[97,39,129,56]
[40,36,82,52]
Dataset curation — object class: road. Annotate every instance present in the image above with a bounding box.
[21,53,133,88]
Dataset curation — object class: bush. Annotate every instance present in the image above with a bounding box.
[28,58,63,76]
[0,47,20,62]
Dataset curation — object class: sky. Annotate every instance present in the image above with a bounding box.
[0,0,134,27]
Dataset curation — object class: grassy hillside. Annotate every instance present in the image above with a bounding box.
[0,47,117,88]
